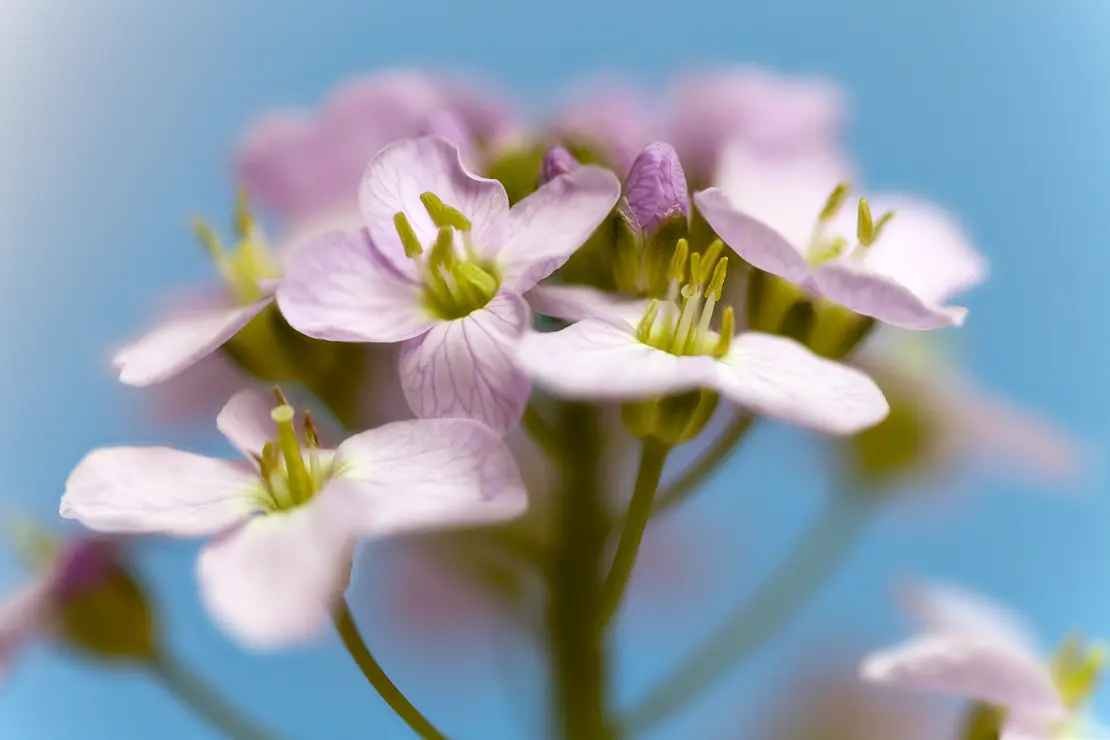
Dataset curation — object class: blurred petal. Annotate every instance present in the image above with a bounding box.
[495,165,621,293]
[359,136,509,275]
[0,578,55,676]
[897,579,1041,652]
[526,284,646,327]
[808,259,967,330]
[624,142,689,236]
[277,229,435,342]
[399,293,531,433]
[694,188,810,284]
[540,145,579,185]
[197,500,353,648]
[113,300,271,386]
[61,448,264,536]
[516,321,717,400]
[714,333,889,435]
[331,418,527,536]
[216,389,278,459]
[861,634,1064,722]
[141,352,252,427]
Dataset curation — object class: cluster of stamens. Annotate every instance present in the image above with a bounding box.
[254,387,330,512]
[805,182,895,267]
[394,193,500,319]
[194,189,282,305]
[635,238,733,359]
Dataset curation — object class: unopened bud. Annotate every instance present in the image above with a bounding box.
[539,146,579,185]
[624,142,689,237]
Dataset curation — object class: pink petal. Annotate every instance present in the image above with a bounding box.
[359,136,510,277]
[197,498,354,648]
[515,321,718,400]
[495,165,622,293]
[277,229,435,343]
[713,333,889,435]
[861,634,1065,723]
[216,389,277,459]
[525,284,647,328]
[61,447,264,536]
[694,188,811,284]
[0,578,56,678]
[807,259,967,330]
[331,418,527,536]
[855,196,987,305]
[113,299,271,386]
[896,579,1040,652]
[399,293,531,434]
[139,352,253,427]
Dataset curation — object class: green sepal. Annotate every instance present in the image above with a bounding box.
[58,565,157,663]
[622,390,719,446]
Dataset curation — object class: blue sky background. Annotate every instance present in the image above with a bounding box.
[1,0,1108,737]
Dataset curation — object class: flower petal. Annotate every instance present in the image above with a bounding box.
[113,300,271,386]
[516,321,717,400]
[277,229,435,343]
[694,188,811,284]
[61,448,264,536]
[216,389,278,459]
[359,136,509,276]
[526,284,646,328]
[0,578,56,676]
[807,259,967,330]
[399,293,531,434]
[331,418,527,537]
[494,165,622,293]
[197,499,353,648]
[713,333,889,435]
[861,634,1065,723]
[896,579,1041,653]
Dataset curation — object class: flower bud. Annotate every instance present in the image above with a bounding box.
[624,142,689,238]
[622,390,719,446]
[539,145,579,185]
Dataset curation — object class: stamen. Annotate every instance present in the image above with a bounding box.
[394,212,425,258]
[636,300,661,343]
[420,192,472,231]
[271,405,311,505]
[455,263,498,305]
[672,283,701,354]
[699,240,725,285]
[820,182,852,222]
[272,386,290,407]
[428,227,457,271]
[259,442,288,508]
[857,197,875,246]
[714,307,734,358]
[233,187,255,241]
[873,210,895,240]
[663,239,689,334]
[303,412,322,491]
[695,257,728,346]
[192,218,226,263]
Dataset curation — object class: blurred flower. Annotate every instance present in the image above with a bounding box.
[539,145,579,186]
[696,144,987,330]
[861,579,1105,739]
[1,531,156,683]
[664,66,846,185]
[277,136,620,433]
[60,389,527,648]
[844,331,1085,491]
[516,244,889,437]
[550,77,653,176]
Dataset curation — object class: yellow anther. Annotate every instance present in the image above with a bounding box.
[707,257,729,301]
[699,240,725,284]
[420,192,472,231]
[668,238,689,283]
[714,307,735,357]
[820,182,852,222]
[857,197,876,246]
[394,212,425,258]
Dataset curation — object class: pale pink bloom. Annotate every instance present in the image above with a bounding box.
[60,390,527,648]
[515,299,889,436]
[861,580,1070,739]
[664,65,846,183]
[0,538,120,682]
[695,144,988,330]
[277,136,621,433]
[550,77,653,177]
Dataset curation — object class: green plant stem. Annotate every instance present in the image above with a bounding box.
[547,402,610,740]
[618,500,873,737]
[148,651,282,740]
[652,413,755,515]
[332,601,448,740]
[600,440,670,624]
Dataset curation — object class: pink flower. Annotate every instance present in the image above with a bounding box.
[550,77,653,177]
[277,135,622,433]
[695,144,987,330]
[60,390,527,648]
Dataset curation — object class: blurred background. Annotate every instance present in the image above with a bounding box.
[1,0,1108,737]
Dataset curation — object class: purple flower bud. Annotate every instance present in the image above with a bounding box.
[539,146,579,185]
[624,142,689,236]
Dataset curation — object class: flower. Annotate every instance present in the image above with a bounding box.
[664,66,846,184]
[515,241,889,436]
[861,579,1106,739]
[550,77,653,177]
[695,143,987,330]
[276,135,622,433]
[60,389,527,648]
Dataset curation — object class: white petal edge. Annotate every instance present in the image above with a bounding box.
[694,187,811,284]
[807,260,967,330]
[896,579,1041,653]
[216,389,278,459]
[713,332,889,435]
[61,447,265,537]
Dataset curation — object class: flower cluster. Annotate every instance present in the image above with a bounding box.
[1,66,1090,740]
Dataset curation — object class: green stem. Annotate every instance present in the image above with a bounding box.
[547,402,609,740]
[600,440,670,624]
[148,651,282,740]
[652,413,755,515]
[618,500,872,737]
[332,600,448,740]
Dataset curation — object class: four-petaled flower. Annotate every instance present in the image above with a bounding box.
[60,389,527,648]
[695,143,987,330]
[277,135,621,433]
